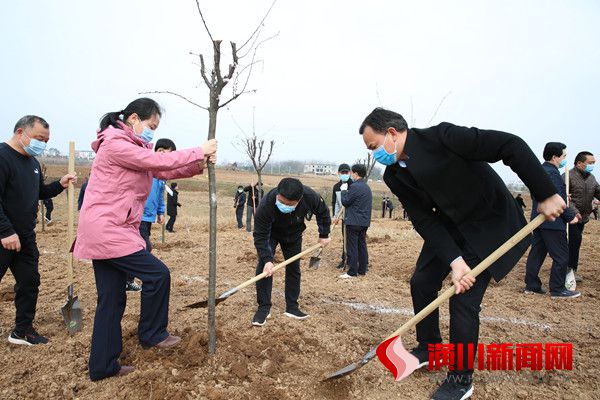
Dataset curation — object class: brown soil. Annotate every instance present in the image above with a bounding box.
[1,171,598,399]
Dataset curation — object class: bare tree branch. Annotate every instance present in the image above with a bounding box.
[224,42,238,81]
[195,0,215,45]
[190,52,213,88]
[428,91,452,125]
[238,0,277,53]
[139,91,208,110]
[218,89,257,109]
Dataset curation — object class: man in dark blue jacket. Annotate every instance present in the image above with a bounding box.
[524,142,581,298]
[252,178,331,326]
[339,164,373,278]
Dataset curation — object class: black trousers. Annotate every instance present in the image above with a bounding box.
[236,206,244,228]
[411,242,492,381]
[89,250,171,381]
[139,221,153,252]
[388,208,394,218]
[255,236,302,313]
[525,228,568,293]
[568,222,584,271]
[43,199,53,220]
[345,225,368,276]
[166,215,176,232]
[0,233,40,333]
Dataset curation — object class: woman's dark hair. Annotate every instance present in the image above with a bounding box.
[277,178,304,201]
[171,182,178,189]
[99,97,163,132]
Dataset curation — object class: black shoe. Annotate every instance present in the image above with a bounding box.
[284,309,309,320]
[431,379,473,400]
[550,289,581,298]
[335,262,345,269]
[8,327,49,346]
[410,347,431,369]
[524,287,546,295]
[252,310,271,327]
[126,281,142,292]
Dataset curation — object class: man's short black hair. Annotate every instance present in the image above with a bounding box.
[359,107,408,135]
[575,151,593,165]
[13,115,49,133]
[237,185,243,189]
[155,138,176,152]
[543,142,566,161]
[351,163,367,178]
[277,178,304,201]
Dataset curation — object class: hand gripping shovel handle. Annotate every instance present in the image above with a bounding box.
[185,242,324,308]
[386,213,545,340]
[67,141,76,291]
[323,214,546,381]
[233,242,323,293]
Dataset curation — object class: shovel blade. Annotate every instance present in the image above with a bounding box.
[185,295,227,309]
[323,347,378,381]
[61,296,83,335]
[308,256,321,269]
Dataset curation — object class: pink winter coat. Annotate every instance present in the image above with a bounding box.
[74,121,204,260]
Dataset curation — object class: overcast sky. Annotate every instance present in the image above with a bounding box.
[1,0,598,183]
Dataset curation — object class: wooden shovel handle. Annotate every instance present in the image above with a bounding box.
[233,242,323,293]
[67,142,75,286]
[387,213,546,340]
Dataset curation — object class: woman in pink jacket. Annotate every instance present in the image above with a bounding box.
[74,98,217,381]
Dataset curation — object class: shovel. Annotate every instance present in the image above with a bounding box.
[61,141,82,334]
[323,213,545,381]
[185,242,322,309]
[309,208,345,269]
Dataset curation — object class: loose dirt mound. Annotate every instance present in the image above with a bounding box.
[1,189,598,399]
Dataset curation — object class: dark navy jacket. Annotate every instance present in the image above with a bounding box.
[253,185,331,264]
[341,178,373,227]
[530,162,575,230]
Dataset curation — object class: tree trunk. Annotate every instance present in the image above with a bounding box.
[257,171,263,204]
[207,92,219,355]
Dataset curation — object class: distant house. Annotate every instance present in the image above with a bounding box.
[75,150,95,161]
[303,164,336,175]
[43,148,61,157]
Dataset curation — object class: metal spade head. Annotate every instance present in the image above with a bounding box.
[61,294,83,335]
[323,347,378,381]
[308,248,323,269]
[184,288,237,309]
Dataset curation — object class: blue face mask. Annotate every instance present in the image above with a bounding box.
[585,164,594,173]
[339,174,350,182]
[558,159,567,169]
[276,198,297,214]
[21,133,47,157]
[372,134,397,166]
[140,127,154,143]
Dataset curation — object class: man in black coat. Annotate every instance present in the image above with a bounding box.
[524,142,580,298]
[252,178,331,326]
[234,185,246,229]
[244,183,264,232]
[339,164,372,278]
[514,193,526,210]
[359,108,566,400]
[165,182,181,232]
[331,163,352,269]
